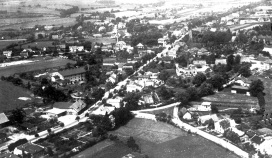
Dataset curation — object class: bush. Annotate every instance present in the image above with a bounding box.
[35,133,39,137]
[47,128,52,133]
[60,122,64,127]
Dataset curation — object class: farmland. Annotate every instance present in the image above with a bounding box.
[108,118,239,158]
[16,41,55,49]
[0,58,76,77]
[0,81,33,113]
[0,17,58,27]
[0,17,76,30]
[85,37,116,44]
[0,39,26,50]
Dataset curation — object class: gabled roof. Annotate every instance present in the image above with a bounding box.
[137,43,144,47]
[58,67,85,77]
[70,100,86,113]
[0,113,9,124]
[0,153,20,158]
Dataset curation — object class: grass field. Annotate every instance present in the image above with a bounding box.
[0,17,76,30]
[202,92,258,105]
[107,118,239,158]
[0,58,76,77]
[0,39,26,50]
[85,37,116,45]
[0,81,33,113]
[17,41,55,49]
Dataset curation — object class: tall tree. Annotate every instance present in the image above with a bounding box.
[249,79,264,97]
[192,73,206,87]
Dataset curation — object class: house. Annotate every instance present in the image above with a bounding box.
[122,152,146,158]
[0,133,7,144]
[234,77,252,87]
[183,111,192,120]
[52,34,59,40]
[142,94,154,105]
[258,128,272,136]
[215,59,227,65]
[158,38,167,47]
[106,97,122,108]
[137,43,144,49]
[92,105,115,115]
[44,108,67,118]
[188,102,211,112]
[160,56,172,64]
[231,85,250,96]
[193,60,206,66]
[0,113,9,128]
[44,25,54,30]
[3,51,12,58]
[126,81,143,92]
[116,41,126,50]
[20,49,32,58]
[214,118,236,134]
[19,122,37,134]
[14,143,45,158]
[51,67,86,84]
[69,46,84,53]
[198,114,220,125]
[53,100,86,115]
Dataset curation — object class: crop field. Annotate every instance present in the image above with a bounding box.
[0,17,76,30]
[202,92,258,105]
[0,39,26,50]
[0,81,33,113]
[0,17,58,27]
[0,58,76,77]
[17,41,55,49]
[108,118,239,158]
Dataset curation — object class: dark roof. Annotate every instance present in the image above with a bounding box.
[103,58,116,63]
[161,56,172,61]
[17,143,44,154]
[251,135,264,144]
[147,68,159,73]
[165,69,176,75]
[59,67,85,77]
[53,102,73,109]
[0,113,9,124]
[0,133,7,139]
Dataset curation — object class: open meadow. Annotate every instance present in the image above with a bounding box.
[0,58,76,77]
[107,118,239,158]
[0,81,33,113]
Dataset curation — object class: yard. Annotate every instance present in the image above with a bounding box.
[0,58,76,77]
[108,118,239,158]
[0,39,26,50]
[0,81,33,112]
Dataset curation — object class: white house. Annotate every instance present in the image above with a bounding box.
[259,138,272,155]
[2,51,12,58]
[183,111,192,120]
[198,114,220,125]
[116,41,126,50]
[215,59,227,65]
[126,81,143,92]
[137,43,144,49]
[107,97,122,108]
[69,46,84,53]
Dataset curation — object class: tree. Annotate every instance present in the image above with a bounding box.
[234,55,241,65]
[223,129,241,144]
[207,74,225,90]
[158,70,170,83]
[175,91,189,106]
[192,73,206,87]
[230,108,243,123]
[226,54,234,67]
[123,92,141,111]
[249,79,264,97]
[9,108,26,124]
[198,83,214,97]
[211,104,219,114]
[47,147,54,156]
[239,65,251,78]
[186,87,199,101]
[157,86,174,100]
[257,92,265,113]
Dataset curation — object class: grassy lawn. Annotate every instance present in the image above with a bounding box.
[0,39,26,50]
[0,81,33,112]
[108,118,239,158]
[0,58,76,77]
[141,106,175,117]
[16,41,55,49]
[85,37,116,44]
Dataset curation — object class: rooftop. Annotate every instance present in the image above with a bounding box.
[0,113,9,124]
[53,102,73,109]
[58,67,85,77]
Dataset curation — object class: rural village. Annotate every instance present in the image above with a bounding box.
[1,0,272,158]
